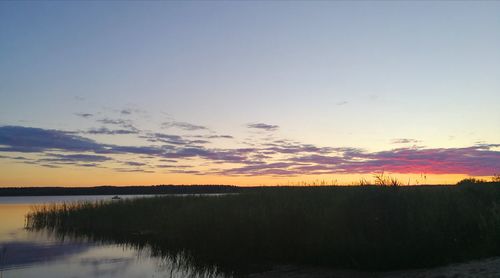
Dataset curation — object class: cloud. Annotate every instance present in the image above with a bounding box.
[0,125,164,156]
[247,123,279,131]
[0,155,29,160]
[75,113,93,118]
[169,170,204,175]
[143,133,189,145]
[160,146,253,165]
[159,159,177,163]
[97,118,139,132]
[207,135,233,139]
[118,108,145,116]
[86,127,139,135]
[156,164,191,168]
[142,133,210,146]
[44,153,111,162]
[218,162,300,176]
[162,147,212,159]
[40,164,61,168]
[191,134,234,139]
[122,161,147,166]
[120,109,132,115]
[391,138,421,144]
[336,101,348,106]
[190,139,210,145]
[300,145,499,176]
[263,141,333,155]
[161,121,208,131]
[1,125,498,178]
[33,153,111,168]
[114,168,155,173]
[0,126,107,153]
[78,163,101,167]
[290,154,346,165]
[351,145,500,176]
[109,145,167,156]
[98,118,126,125]
[0,126,227,168]
[211,145,500,177]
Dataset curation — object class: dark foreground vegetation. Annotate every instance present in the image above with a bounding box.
[27,181,500,275]
[0,184,240,196]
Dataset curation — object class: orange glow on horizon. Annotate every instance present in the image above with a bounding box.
[0,163,493,187]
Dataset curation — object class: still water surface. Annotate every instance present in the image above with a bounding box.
[0,195,225,278]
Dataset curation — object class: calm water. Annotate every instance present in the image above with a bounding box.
[0,195,226,278]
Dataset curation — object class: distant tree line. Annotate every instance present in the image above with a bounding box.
[2,177,498,196]
[0,185,242,196]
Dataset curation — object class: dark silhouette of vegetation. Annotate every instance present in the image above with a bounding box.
[0,185,240,196]
[457,178,488,186]
[27,181,500,274]
[373,172,403,187]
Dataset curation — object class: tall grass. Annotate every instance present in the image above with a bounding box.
[27,183,500,274]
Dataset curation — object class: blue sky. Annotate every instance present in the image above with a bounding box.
[0,1,499,185]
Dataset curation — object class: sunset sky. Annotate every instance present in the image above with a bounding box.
[0,1,499,186]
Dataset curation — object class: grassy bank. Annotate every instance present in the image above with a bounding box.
[26,183,500,273]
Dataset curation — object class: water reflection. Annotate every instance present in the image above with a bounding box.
[0,241,89,270]
[0,196,228,278]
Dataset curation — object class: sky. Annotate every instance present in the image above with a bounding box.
[0,1,499,186]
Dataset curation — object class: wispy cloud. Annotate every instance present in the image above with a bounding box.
[44,153,111,162]
[168,169,204,175]
[118,108,145,116]
[40,164,61,168]
[115,168,155,173]
[191,134,234,139]
[262,141,333,155]
[219,162,302,176]
[142,133,210,146]
[156,164,191,169]
[120,109,132,115]
[336,101,348,106]
[122,161,147,166]
[86,127,139,135]
[142,133,189,145]
[161,121,208,131]
[109,145,167,156]
[33,153,111,168]
[247,123,279,131]
[391,138,421,144]
[75,113,93,118]
[97,118,139,132]
[0,155,29,160]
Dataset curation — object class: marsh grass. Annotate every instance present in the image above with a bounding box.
[27,182,500,274]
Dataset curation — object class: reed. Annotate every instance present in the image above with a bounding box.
[27,181,500,274]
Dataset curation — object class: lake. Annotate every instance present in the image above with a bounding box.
[0,195,226,278]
